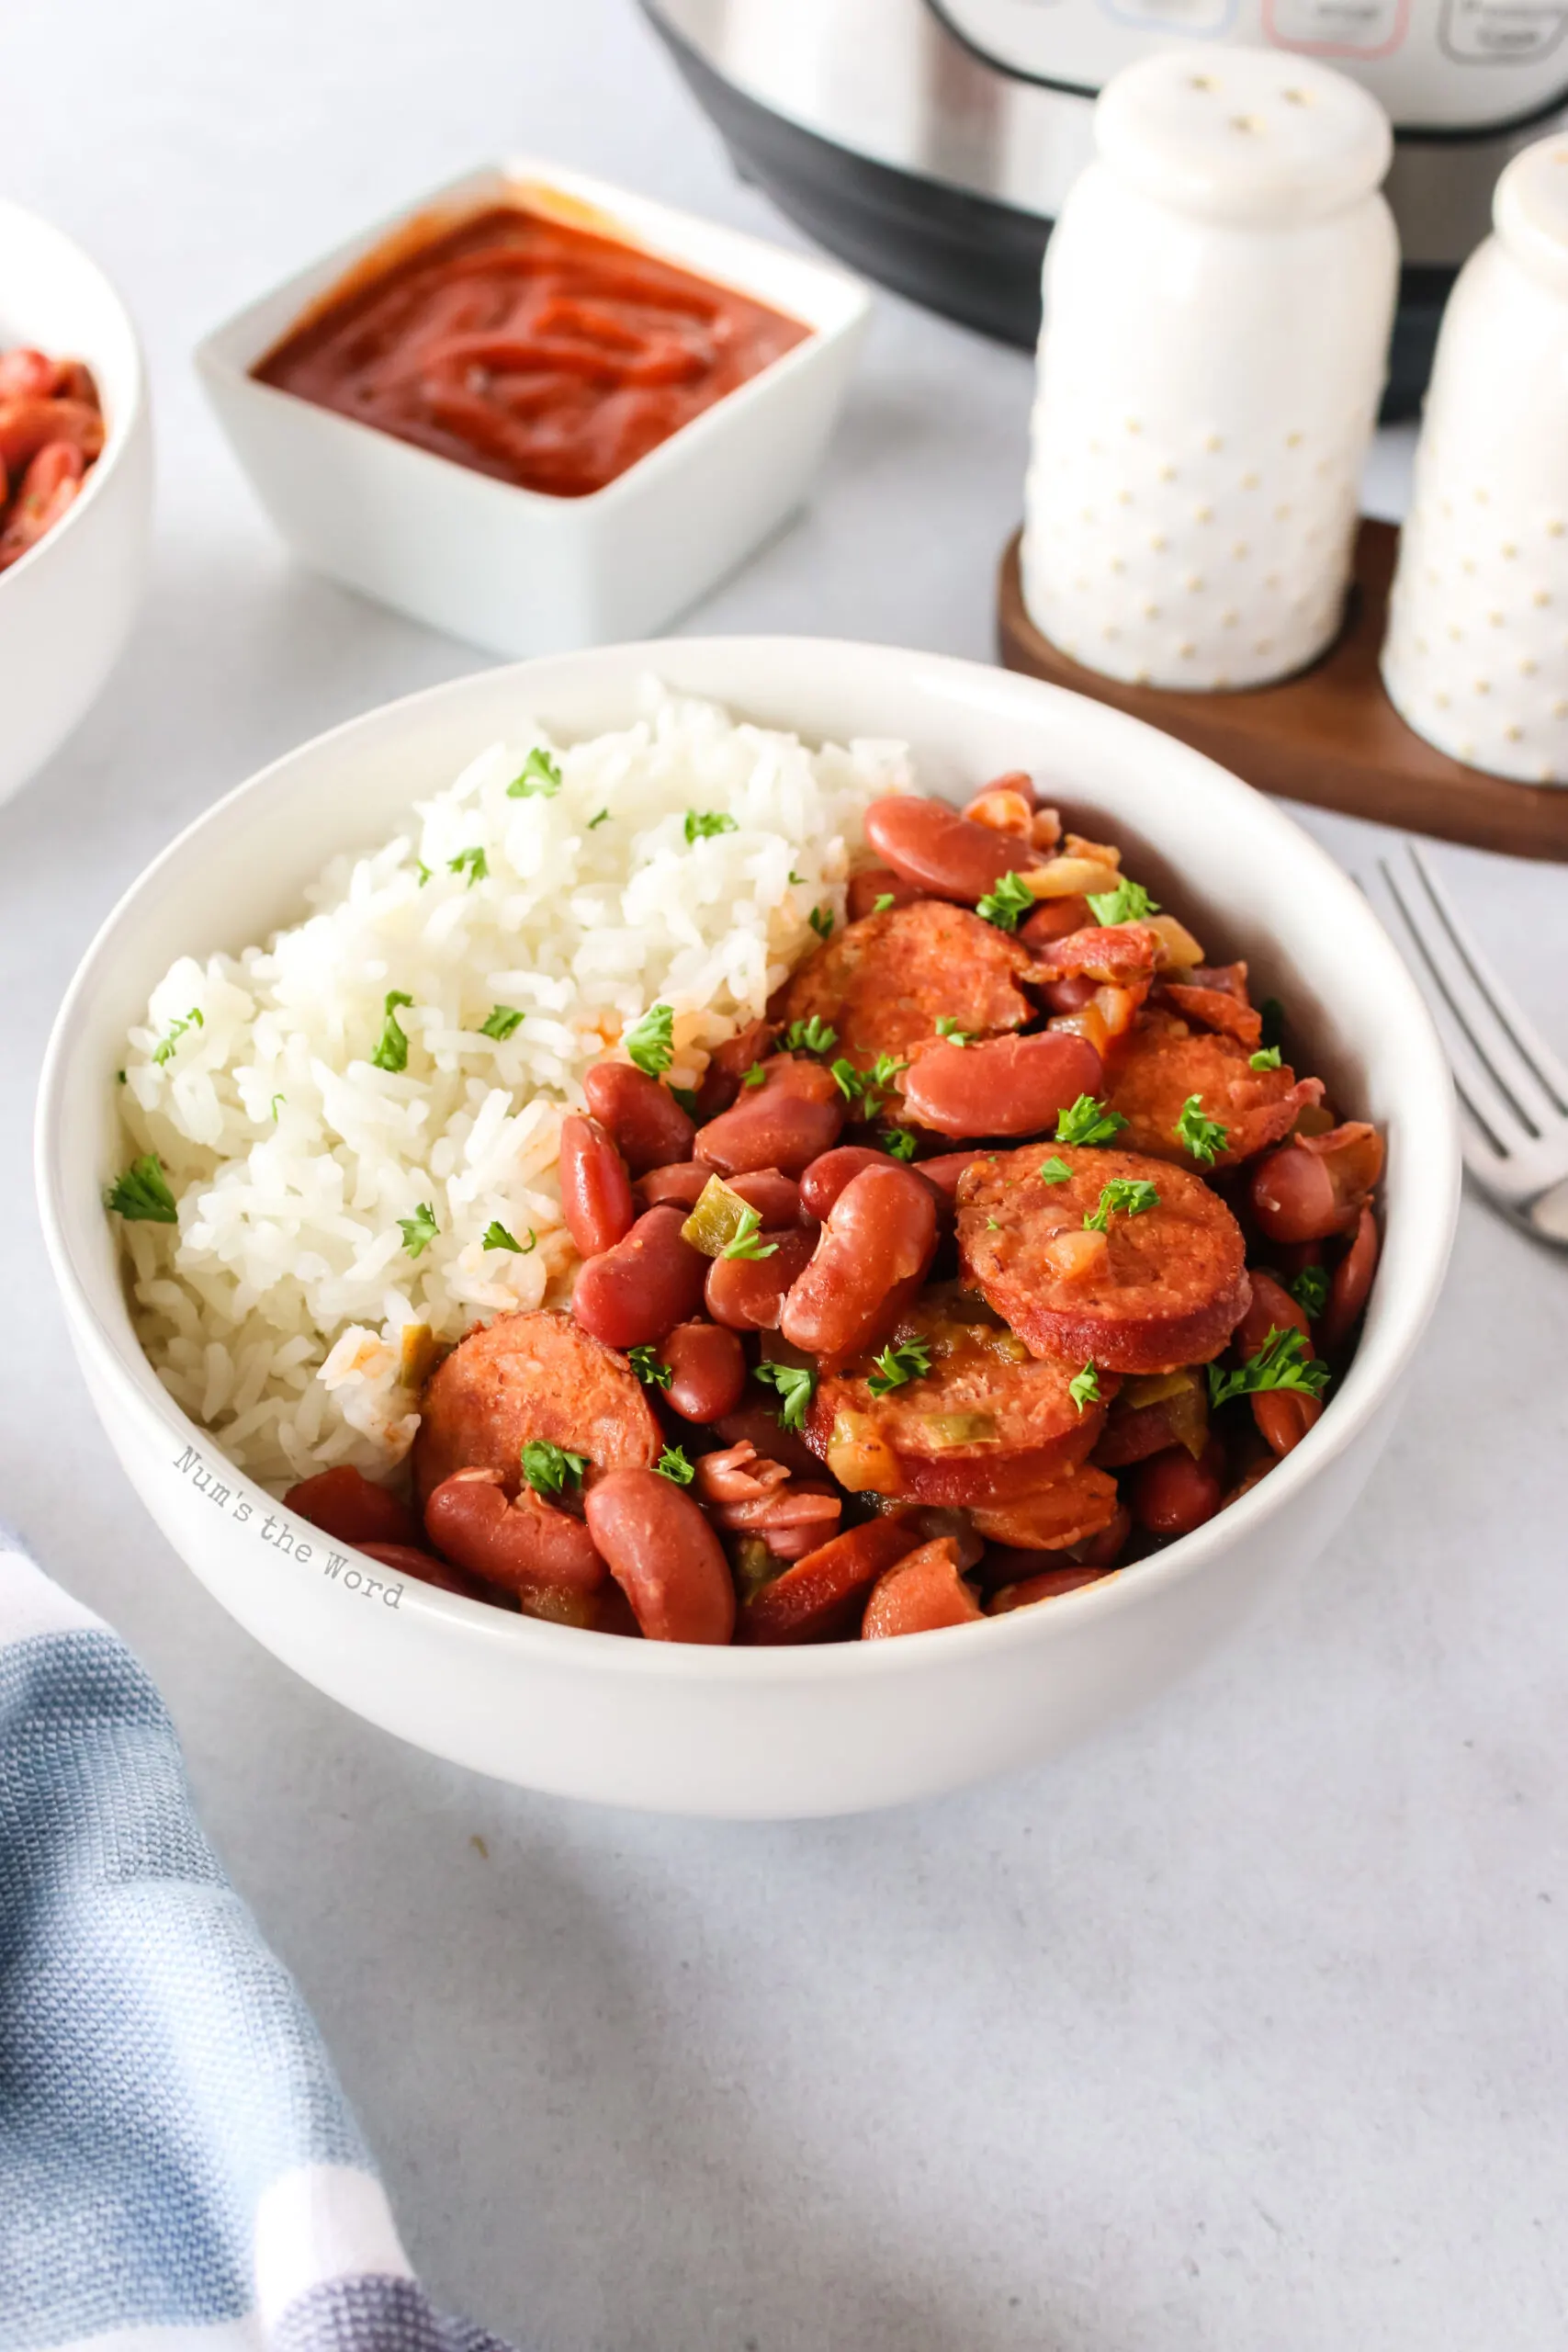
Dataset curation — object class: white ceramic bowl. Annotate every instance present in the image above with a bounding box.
[0,200,152,806]
[196,164,870,657]
[36,641,1459,1818]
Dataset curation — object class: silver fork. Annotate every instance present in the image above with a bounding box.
[1360,842,1568,1247]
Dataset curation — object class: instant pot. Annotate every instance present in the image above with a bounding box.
[642,0,1568,412]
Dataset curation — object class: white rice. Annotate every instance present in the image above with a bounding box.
[115,683,912,1490]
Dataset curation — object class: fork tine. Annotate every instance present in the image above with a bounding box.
[1362,857,1543,1171]
[1404,844,1568,1122]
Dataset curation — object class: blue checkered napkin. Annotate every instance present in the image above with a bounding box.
[0,1536,514,2352]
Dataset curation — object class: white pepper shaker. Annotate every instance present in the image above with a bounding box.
[1021,49,1397,693]
[1382,137,1568,786]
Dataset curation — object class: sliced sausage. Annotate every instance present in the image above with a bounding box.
[956,1144,1250,1374]
[966,1463,1122,1552]
[423,1467,606,1600]
[861,1538,983,1638]
[412,1308,660,1502]
[901,1029,1103,1140]
[1102,1013,1322,1169]
[774,900,1034,1077]
[864,795,1025,903]
[583,1062,694,1173]
[558,1113,635,1256]
[1030,922,1160,986]
[583,1467,736,1645]
[780,1163,939,1362]
[571,1204,709,1349]
[286,1463,421,1550]
[738,1512,926,1645]
[694,1056,845,1177]
[1158,981,1263,1049]
[803,1286,1113,1505]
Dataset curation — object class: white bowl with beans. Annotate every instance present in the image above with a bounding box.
[35,640,1459,1817]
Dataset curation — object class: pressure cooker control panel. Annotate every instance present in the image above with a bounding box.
[931,0,1568,128]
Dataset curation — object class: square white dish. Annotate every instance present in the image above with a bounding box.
[196,163,871,655]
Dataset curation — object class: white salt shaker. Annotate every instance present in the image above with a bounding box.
[1021,50,1397,693]
[1382,137,1568,786]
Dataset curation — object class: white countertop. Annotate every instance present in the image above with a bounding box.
[6,5,1567,2346]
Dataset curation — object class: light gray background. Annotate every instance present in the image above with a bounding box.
[5,6,1567,2347]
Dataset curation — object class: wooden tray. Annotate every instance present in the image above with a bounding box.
[997,518,1568,863]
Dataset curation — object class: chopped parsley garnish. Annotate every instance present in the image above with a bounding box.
[808,906,834,941]
[587,808,610,830]
[479,1004,525,1041]
[740,1061,767,1089]
[684,810,738,844]
[872,892,897,914]
[507,747,561,798]
[1249,1045,1282,1071]
[521,1438,586,1498]
[627,1345,673,1389]
[398,1202,439,1258]
[883,1127,919,1161]
[1084,1178,1160,1231]
[371,990,413,1073]
[448,845,488,888]
[668,1083,701,1119]
[866,1339,931,1397]
[788,870,806,887]
[1208,1326,1330,1410]
[1259,996,1285,1051]
[934,1017,973,1046]
[270,1094,285,1122]
[721,1204,778,1261]
[975,871,1035,933]
[829,1057,861,1102]
[655,1444,695,1486]
[1086,877,1160,927]
[985,1216,999,1230]
[782,1015,837,1056]
[1039,1155,1073,1184]
[105,1154,177,1224]
[1068,1363,1101,1413]
[1174,1094,1229,1166]
[1055,1093,1129,1148]
[624,1001,674,1077]
[116,1069,126,1084]
[831,1052,907,1118]
[754,1360,816,1428]
[482,1220,535,1253]
[152,1007,204,1066]
[1289,1264,1329,1319]
[415,862,432,888]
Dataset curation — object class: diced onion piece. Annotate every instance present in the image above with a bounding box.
[962,787,1034,838]
[1022,857,1122,900]
[399,1322,439,1388]
[1093,983,1145,1040]
[827,1411,902,1493]
[922,1411,998,1446]
[682,1174,750,1257]
[1031,808,1063,853]
[1041,1227,1111,1284]
[1147,913,1206,971]
[1063,832,1122,870]
[1048,1001,1112,1058]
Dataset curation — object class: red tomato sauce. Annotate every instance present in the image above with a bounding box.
[254,204,811,499]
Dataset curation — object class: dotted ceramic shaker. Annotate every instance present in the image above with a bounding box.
[1021,49,1397,693]
[1382,137,1568,786]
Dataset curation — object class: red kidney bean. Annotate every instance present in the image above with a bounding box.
[559,1113,636,1258]
[357,1540,515,1607]
[423,1468,605,1600]
[1039,973,1100,1017]
[638,1160,711,1210]
[1129,1442,1224,1537]
[694,1018,776,1120]
[713,1400,822,1482]
[705,1224,817,1331]
[1252,1388,1322,1458]
[913,1148,991,1202]
[987,1564,1107,1614]
[583,1063,694,1174]
[1077,1502,1133,1567]
[570,1204,707,1349]
[694,1056,845,1177]
[846,867,927,922]
[800,1145,901,1220]
[1250,1122,1383,1246]
[780,1163,938,1359]
[728,1167,803,1227]
[862,1538,983,1638]
[900,1030,1103,1140]
[662,1320,748,1421]
[1228,1273,1323,1458]
[864,795,1022,904]
[1019,895,1092,953]
[584,1466,737,1644]
[1320,1203,1379,1351]
[739,1512,925,1645]
[285,1464,420,1549]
